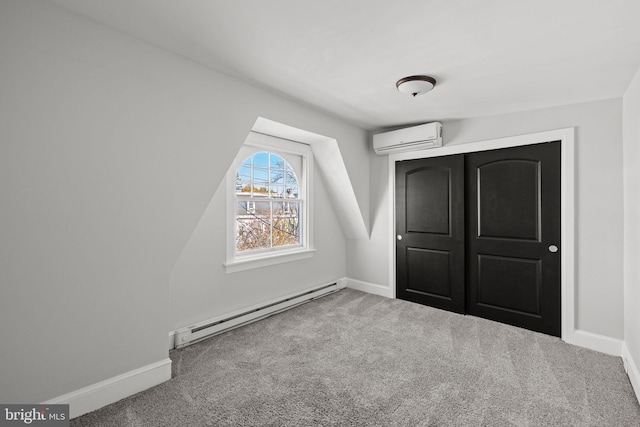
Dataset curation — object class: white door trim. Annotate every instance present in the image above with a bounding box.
[387,127,575,344]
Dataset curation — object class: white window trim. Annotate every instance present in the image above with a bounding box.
[225,132,314,273]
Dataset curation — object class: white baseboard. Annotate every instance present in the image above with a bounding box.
[346,278,392,298]
[45,358,172,419]
[573,329,623,356]
[622,343,640,404]
[168,331,176,350]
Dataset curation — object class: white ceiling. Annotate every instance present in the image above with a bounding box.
[47,0,640,130]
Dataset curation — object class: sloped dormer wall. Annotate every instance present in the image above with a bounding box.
[0,0,369,408]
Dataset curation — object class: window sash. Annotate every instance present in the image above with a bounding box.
[236,195,302,202]
[235,199,302,253]
[226,131,313,273]
[234,148,303,255]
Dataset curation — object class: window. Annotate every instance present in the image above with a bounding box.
[225,132,313,272]
[235,151,301,252]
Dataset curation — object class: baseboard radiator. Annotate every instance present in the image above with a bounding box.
[174,283,339,349]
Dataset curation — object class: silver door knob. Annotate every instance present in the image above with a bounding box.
[397,235,403,241]
[549,245,558,253]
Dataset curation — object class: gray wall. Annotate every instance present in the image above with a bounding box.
[623,68,640,373]
[0,0,368,403]
[169,165,347,331]
[348,98,625,340]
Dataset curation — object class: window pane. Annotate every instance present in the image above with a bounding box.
[272,202,300,247]
[253,188,269,198]
[236,201,271,252]
[270,169,285,185]
[253,167,269,184]
[285,164,297,181]
[238,183,252,194]
[253,152,268,167]
[237,165,251,181]
[285,169,298,186]
[252,167,269,197]
[236,165,252,194]
[286,185,298,198]
[236,200,254,215]
[271,185,286,198]
[270,153,285,168]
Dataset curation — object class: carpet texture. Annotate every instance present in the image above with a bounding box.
[72,289,640,426]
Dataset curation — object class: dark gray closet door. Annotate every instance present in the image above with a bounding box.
[466,141,561,336]
[396,155,465,313]
[395,141,561,337]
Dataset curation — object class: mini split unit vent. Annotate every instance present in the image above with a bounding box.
[373,122,442,155]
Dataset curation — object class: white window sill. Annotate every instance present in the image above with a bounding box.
[224,248,316,273]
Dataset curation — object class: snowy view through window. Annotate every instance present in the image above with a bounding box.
[235,152,300,252]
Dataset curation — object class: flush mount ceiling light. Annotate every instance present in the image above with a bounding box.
[396,75,436,97]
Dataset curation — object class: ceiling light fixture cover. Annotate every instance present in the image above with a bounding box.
[396,75,436,97]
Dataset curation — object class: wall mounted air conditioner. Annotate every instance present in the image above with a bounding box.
[373,122,442,155]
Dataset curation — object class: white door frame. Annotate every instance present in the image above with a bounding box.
[387,128,575,344]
